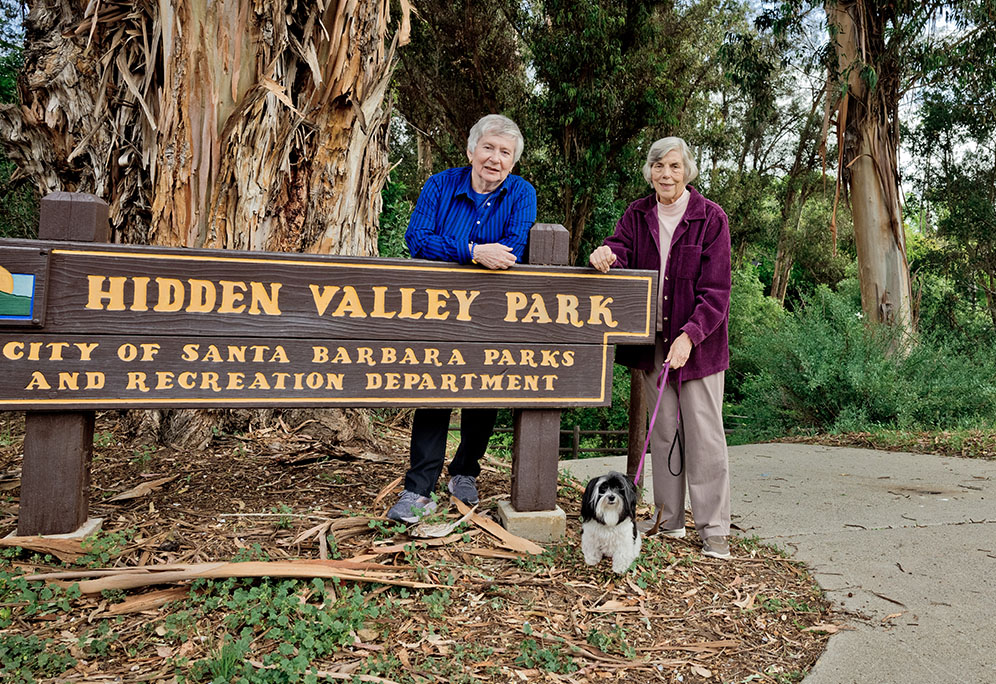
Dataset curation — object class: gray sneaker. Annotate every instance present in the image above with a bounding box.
[387,490,438,523]
[702,535,731,559]
[447,475,479,505]
[637,520,686,538]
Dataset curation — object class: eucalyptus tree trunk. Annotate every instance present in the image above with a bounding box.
[827,1,913,336]
[0,0,411,448]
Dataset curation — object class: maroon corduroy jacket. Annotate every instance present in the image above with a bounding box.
[603,186,731,380]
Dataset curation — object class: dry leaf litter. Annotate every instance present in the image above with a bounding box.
[0,411,836,683]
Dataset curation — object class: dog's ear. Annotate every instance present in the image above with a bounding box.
[622,477,639,538]
[580,477,599,522]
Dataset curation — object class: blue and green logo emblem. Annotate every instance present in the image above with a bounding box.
[0,265,35,320]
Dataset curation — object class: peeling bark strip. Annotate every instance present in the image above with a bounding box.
[0,0,409,256]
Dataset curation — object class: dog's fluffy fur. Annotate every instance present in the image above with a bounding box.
[580,471,641,574]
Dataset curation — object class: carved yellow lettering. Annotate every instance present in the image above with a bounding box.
[440,374,458,392]
[328,347,352,363]
[365,373,382,389]
[398,288,423,319]
[400,348,419,364]
[86,275,127,311]
[181,344,200,361]
[507,375,521,390]
[381,347,397,364]
[447,349,466,365]
[556,294,584,328]
[519,349,537,367]
[57,372,79,390]
[131,277,150,311]
[424,348,440,366]
[217,281,246,314]
[272,373,290,389]
[3,341,23,360]
[524,375,539,391]
[201,372,222,392]
[452,290,480,321]
[155,371,175,389]
[522,294,552,324]
[117,344,138,362]
[75,342,99,361]
[202,345,223,362]
[562,351,575,367]
[484,349,500,365]
[248,282,281,315]
[370,286,397,319]
[249,373,271,390]
[269,347,289,363]
[418,373,436,390]
[540,350,560,368]
[588,296,618,327]
[326,374,343,390]
[126,372,150,392]
[227,372,245,390]
[85,372,104,389]
[188,279,216,313]
[331,286,366,318]
[543,374,556,390]
[404,373,421,389]
[227,346,247,363]
[498,349,517,365]
[153,278,185,312]
[425,289,450,320]
[312,346,329,363]
[504,292,528,321]
[480,374,503,390]
[25,371,50,390]
[384,373,401,390]
[178,372,197,389]
[356,347,373,365]
[140,343,160,361]
[310,285,340,316]
[47,342,69,360]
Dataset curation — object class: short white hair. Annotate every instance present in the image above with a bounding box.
[467,114,524,163]
[642,137,698,185]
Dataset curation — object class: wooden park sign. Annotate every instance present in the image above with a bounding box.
[2,193,656,537]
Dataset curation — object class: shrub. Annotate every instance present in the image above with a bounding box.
[730,285,996,442]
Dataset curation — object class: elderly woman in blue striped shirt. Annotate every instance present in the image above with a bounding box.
[388,114,537,523]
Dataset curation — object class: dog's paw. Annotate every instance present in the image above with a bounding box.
[583,552,601,566]
[611,559,633,574]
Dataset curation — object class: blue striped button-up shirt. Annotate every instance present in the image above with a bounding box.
[404,166,537,264]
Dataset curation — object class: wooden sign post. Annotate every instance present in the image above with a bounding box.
[1,194,657,538]
[18,193,109,535]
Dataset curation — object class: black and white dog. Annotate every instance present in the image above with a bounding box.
[580,471,641,574]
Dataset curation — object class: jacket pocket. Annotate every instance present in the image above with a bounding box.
[675,245,702,279]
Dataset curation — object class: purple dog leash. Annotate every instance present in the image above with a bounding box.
[633,361,683,487]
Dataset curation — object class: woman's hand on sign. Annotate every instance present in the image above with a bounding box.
[589,245,617,273]
[665,332,693,369]
[474,242,517,270]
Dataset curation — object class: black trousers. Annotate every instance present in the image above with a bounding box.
[404,407,498,496]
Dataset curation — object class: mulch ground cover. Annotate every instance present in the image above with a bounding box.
[0,411,836,683]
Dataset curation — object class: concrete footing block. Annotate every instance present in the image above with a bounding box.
[6,517,103,540]
[496,500,566,542]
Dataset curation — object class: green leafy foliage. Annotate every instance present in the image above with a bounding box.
[730,285,996,442]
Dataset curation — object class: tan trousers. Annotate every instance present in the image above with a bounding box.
[641,344,730,540]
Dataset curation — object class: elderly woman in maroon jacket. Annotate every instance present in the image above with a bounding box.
[589,136,732,559]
